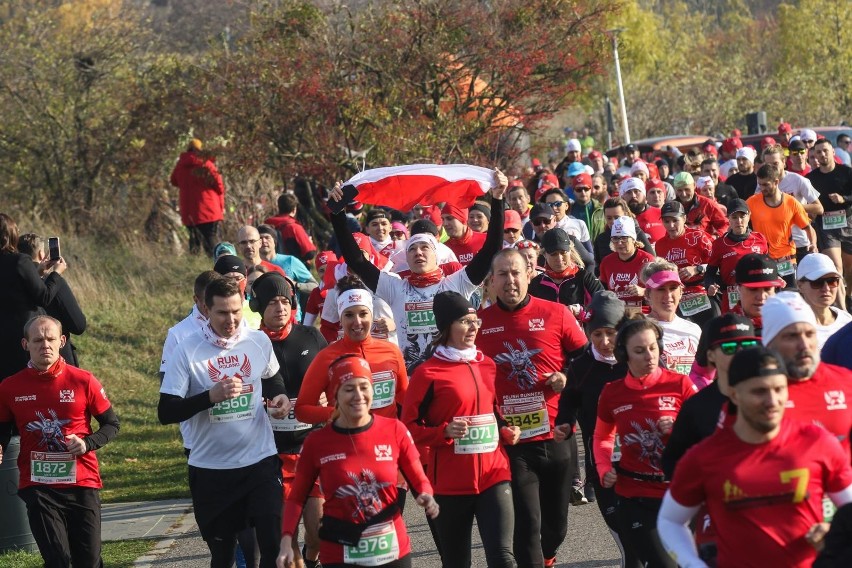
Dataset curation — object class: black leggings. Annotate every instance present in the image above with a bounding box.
[325,555,411,568]
[614,496,676,568]
[433,481,515,568]
[505,440,571,567]
[207,514,281,568]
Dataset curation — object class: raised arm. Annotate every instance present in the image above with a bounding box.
[330,211,380,291]
[465,169,508,284]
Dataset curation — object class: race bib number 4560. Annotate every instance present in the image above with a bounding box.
[209,384,255,423]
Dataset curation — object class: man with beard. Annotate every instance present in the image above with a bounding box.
[591,174,609,206]
[726,147,758,200]
[621,177,665,244]
[700,158,738,210]
[807,139,852,310]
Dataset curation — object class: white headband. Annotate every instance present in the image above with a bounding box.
[337,288,373,317]
[406,233,438,251]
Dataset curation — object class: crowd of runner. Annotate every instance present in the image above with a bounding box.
[2,125,852,568]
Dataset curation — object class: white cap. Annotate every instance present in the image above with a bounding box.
[799,129,817,143]
[619,177,646,196]
[406,233,438,251]
[630,160,649,176]
[761,291,817,346]
[584,165,594,176]
[735,146,757,162]
[720,159,737,179]
[796,253,840,281]
[696,176,714,190]
[566,138,582,153]
[611,216,637,240]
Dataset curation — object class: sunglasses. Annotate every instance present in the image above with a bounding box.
[805,276,840,289]
[547,201,565,208]
[504,228,520,234]
[532,218,552,226]
[790,150,807,156]
[717,340,759,355]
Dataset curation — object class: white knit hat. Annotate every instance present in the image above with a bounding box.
[761,291,817,346]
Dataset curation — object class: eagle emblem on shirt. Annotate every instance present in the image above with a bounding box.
[207,354,252,383]
[494,339,543,390]
[622,419,665,471]
[335,470,393,519]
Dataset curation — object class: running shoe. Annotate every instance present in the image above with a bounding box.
[570,480,589,505]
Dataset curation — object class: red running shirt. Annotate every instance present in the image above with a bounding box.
[707,231,769,312]
[670,420,852,568]
[477,297,587,443]
[786,363,852,461]
[445,230,486,266]
[636,207,666,244]
[595,368,697,499]
[282,416,432,564]
[0,363,112,489]
[599,249,656,309]
[654,228,714,288]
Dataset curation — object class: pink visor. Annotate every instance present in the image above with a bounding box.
[645,270,682,289]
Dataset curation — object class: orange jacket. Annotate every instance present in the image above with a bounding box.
[295,335,408,424]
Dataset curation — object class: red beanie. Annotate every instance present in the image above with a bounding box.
[441,203,469,224]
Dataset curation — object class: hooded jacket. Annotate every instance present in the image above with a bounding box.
[170,151,225,226]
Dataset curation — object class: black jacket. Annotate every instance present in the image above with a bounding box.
[661,381,727,480]
[529,267,603,307]
[44,276,87,367]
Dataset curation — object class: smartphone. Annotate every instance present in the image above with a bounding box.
[48,237,61,261]
[328,184,360,215]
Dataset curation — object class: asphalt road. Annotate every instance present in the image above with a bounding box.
[140,493,621,567]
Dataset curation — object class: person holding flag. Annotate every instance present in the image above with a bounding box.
[328,166,508,371]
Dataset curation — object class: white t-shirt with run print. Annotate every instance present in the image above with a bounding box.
[161,325,279,470]
[651,315,702,376]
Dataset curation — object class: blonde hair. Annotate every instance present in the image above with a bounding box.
[640,258,678,285]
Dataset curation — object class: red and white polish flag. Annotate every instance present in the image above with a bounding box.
[342,164,494,210]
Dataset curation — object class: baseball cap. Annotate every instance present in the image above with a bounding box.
[530,203,554,221]
[567,162,586,177]
[588,150,603,160]
[694,313,760,366]
[531,158,542,168]
[761,136,777,149]
[566,139,582,153]
[696,176,714,191]
[727,198,749,215]
[624,143,637,153]
[672,171,694,189]
[644,269,682,289]
[761,291,818,346]
[541,228,572,253]
[660,201,686,218]
[735,253,785,288]
[504,209,523,231]
[573,173,593,189]
[778,122,792,134]
[788,139,807,152]
[611,216,637,240]
[796,253,840,281]
[799,129,817,143]
[620,177,646,196]
[727,346,788,388]
[721,137,742,153]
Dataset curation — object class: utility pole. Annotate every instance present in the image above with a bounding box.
[608,29,630,144]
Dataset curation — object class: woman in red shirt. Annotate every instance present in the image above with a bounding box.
[403,291,520,568]
[279,356,438,568]
[593,318,697,568]
[598,216,655,316]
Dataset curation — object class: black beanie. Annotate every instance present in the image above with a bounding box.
[585,291,625,332]
[433,291,475,333]
[251,273,295,313]
[213,254,247,277]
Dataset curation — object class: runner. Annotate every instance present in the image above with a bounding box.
[704,199,769,313]
[442,203,486,267]
[539,186,593,254]
[795,253,852,349]
[655,201,719,327]
[555,291,638,567]
[641,259,702,376]
[327,169,507,371]
[278,356,439,568]
[746,163,817,289]
[658,346,852,568]
[302,251,337,327]
[402,291,519,568]
[730,253,784,334]
[621,177,665,244]
[593,197,655,268]
[251,273,328,568]
[761,292,852,459]
[296,279,408,425]
[671,172,729,237]
[0,315,119,568]
[570,173,605,240]
[477,248,588,567]
[364,208,402,259]
[598,216,656,316]
[528,227,604,316]
[158,278,291,568]
[726,146,758,200]
[593,317,696,568]
[807,138,852,309]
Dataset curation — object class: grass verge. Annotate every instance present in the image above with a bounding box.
[0,540,153,568]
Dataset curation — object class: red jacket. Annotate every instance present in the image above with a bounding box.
[170,151,225,226]
[403,353,512,495]
[684,195,729,237]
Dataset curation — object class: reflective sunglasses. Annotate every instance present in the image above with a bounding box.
[805,276,840,289]
[717,340,759,355]
[547,201,565,208]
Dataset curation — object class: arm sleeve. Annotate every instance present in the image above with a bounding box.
[396,421,432,497]
[400,372,452,447]
[282,436,320,536]
[572,235,596,272]
[48,278,87,335]
[262,371,287,399]
[464,195,505,284]
[710,203,729,234]
[555,381,581,427]
[792,199,812,229]
[393,349,409,413]
[661,405,698,480]
[0,421,13,453]
[583,270,605,296]
[291,258,317,285]
[657,492,707,568]
[18,255,62,307]
[158,392,214,424]
[294,355,335,424]
[702,264,721,290]
[637,229,656,257]
[828,485,852,508]
[83,407,120,452]
[330,212,380,291]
